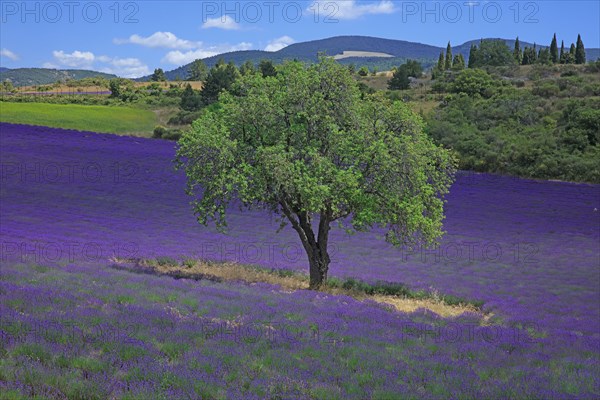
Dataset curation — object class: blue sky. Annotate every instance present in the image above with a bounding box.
[1,1,599,77]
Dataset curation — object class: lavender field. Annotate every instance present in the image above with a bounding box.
[1,122,599,398]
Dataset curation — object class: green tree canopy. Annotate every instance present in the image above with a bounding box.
[513,37,522,64]
[437,52,445,71]
[522,46,537,65]
[108,78,134,99]
[259,59,277,78]
[151,68,167,82]
[450,68,497,98]
[538,48,551,65]
[187,59,208,81]
[575,34,586,64]
[469,40,515,68]
[452,54,466,71]
[468,44,478,68]
[200,62,240,105]
[388,60,423,90]
[550,34,559,64]
[176,58,456,288]
[239,60,256,76]
[445,42,453,70]
[180,83,202,111]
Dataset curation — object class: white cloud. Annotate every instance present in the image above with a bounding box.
[308,0,395,20]
[52,50,95,68]
[201,15,241,30]
[114,32,199,50]
[45,50,150,78]
[265,36,295,52]
[162,42,253,65]
[1,48,19,61]
[98,57,151,79]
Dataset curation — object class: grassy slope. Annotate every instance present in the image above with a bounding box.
[0,102,157,135]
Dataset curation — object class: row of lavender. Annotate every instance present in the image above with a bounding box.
[0,261,595,398]
[1,122,599,397]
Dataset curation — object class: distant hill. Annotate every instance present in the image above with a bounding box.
[2,37,597,85]
[148,36,600,81]
[0,68,117,87]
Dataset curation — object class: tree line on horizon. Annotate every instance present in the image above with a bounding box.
[468,34,587,68]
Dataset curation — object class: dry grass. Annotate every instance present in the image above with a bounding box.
[111,257,489,320]
[409,100,440,116]
[153,107,180,127]
[357,75,391,91]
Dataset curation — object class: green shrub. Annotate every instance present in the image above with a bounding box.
[153,125,168,139]
[156,256,178,266]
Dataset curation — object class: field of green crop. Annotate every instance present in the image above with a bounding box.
[0,102,157,135]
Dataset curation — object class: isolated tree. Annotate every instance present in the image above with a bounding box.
[347,63,356,75]
[575,34,586,64]
[151,68,167,82]
[513,37,522,64]
[550,34,559,64]
[445,42,453,70]
[358,66,369,76]
[176,58,456,289]
[187,59,208,81]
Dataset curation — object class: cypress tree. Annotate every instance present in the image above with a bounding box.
[468,44,478,68]
[575,34,586,64]
[452,54,465,70]
[538,48,551,65]
[522,46,538,65]
[437,52,445,71]
[513,37,522,64]
[445,42,453,70]
[559,40,565,63]
[550,33,558,63]
[521,47,530,65]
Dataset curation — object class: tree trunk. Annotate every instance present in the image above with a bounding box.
[308,244,330,289]
[308,210,331,289]
[279,199,331,290]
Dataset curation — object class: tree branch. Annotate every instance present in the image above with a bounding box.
[279,197,314,257]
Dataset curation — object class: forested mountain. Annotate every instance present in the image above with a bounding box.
[0,68,117,87]
[152,35,599,81]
